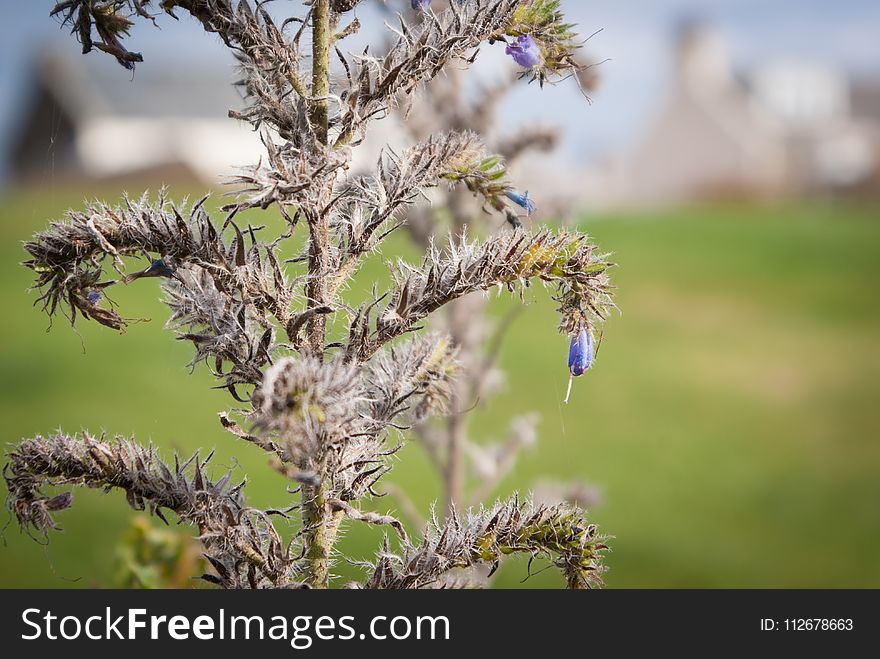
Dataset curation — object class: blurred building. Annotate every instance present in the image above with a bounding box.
[623,22,880,204]
[9,52,262,186]
[9,27,880,205]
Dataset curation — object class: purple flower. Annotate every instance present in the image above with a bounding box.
[106,34,139,71]
[564,327,594,404]
[124,258,183,284]
[568,327,594,376]
[411,0,431,10]
[505,190,535,215]
[86,289,102,305]
[116,56,135,71]
[505,34,542,68]
[142,258,175,278]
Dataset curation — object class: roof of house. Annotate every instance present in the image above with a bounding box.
[9,49,261,184]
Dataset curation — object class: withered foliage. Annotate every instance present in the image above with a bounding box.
[346,229,613,361]
[7,0,613,589]
[364,498,607,590]
[5,432,298,588]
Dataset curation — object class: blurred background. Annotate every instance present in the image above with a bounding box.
[0,0,878,587]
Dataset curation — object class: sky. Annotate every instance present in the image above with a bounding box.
[0,0,879,182]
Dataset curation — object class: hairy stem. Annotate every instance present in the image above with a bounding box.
[309,0,331,144]
[300,456,344,588]
[304,214,330,357]
[304,0,332,358]
[302,0,338,589]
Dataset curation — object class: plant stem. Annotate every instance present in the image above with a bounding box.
[310,0,331,145]
[301,0,340,589]
[304,0,332,359]
[301,456,344,588]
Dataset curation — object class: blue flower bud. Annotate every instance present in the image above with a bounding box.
[504,190,535,215]
[564,327,594,404]
[86,289,102,305]
[505,34,542,69]
[124,258,181,284]
[106,34,139,71]
[568,327,593,376]
[411,0,431,10]
[144,258,175,278]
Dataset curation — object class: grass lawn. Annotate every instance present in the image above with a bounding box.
[1,186,878,588]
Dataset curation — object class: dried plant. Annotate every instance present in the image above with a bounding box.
[381,2,607,529]
[6,0,615,589]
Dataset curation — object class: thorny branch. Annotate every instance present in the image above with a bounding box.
[5,432,298,588]
[346,229,613,362]
[363,497,608,589]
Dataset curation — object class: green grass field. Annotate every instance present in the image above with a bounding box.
[1,186,878,588]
